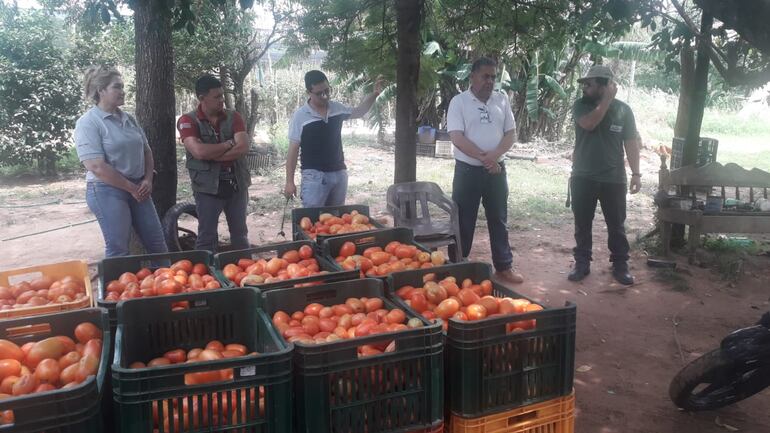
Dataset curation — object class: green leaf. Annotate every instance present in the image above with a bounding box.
[541,107,557,120]
[543,75,566,99]
[526,53,539,121]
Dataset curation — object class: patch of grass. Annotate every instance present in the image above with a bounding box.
[653,268,690,292]
[701,111,770,138]
[0,147,84,179]
[269,123,290,158]
[717,149,770,170]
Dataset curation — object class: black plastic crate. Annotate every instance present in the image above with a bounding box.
[260,279,443,433]
[112,288,292,433]
[386,262,576,418]
[213,240,357,292]
[0,308,110,433]
[291,204,386,243]
[97,250,224,334]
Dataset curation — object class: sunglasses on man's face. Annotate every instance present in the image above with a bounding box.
[310,87,332,97]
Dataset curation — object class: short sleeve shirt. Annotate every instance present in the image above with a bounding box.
[74,106,150,183]
[177,105,246,168]
[572,99,639,184]
[288,101,352,172]
[446,90,516,166]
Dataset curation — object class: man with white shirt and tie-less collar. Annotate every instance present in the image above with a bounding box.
[447,57,524,285]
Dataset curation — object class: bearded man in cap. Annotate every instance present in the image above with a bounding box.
[568,65,642,285]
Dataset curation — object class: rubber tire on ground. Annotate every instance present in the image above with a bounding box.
[162,201,198,252]
[669,348,770,411]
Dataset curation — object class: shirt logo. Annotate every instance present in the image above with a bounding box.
[179,122,193,129]
[478,106,492,124]
[609,124,623,133]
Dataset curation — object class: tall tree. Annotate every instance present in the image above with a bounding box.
[394,0,423,183]
[133,0,177,217]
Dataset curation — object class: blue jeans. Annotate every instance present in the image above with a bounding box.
[451,160,513,272]
[193,187,250,252]
[86,182,168,257]
[300,169,348,208]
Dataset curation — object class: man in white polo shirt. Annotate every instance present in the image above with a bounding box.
[447,57,524,285]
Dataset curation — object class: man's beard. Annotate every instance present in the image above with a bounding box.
[580,93,599,103]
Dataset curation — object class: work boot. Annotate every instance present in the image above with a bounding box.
[567,262,590,282]
[494,269,525,285]
[612,262,634,285]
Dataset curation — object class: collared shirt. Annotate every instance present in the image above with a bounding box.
[572,98,639,184]
[177,104,246,169]
[75,106,150,183]
[446,89,516,166]
[288,100,352,172]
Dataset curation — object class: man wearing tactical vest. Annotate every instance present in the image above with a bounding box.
[177,75,251,252]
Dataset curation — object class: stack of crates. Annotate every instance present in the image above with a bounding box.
[259,278,444,433]
[0,261,109,432]
[386,262,577,433]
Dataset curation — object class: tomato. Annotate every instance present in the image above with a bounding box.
[129,361,146,369]
[457,289,480,307]
[11,374,38,396]
[466,304,488,321]
[74,322,102,344]
[0,360,21,381]
[425,283,448,305]
[0,340,24,361]
[364,298,383,313]
[298,245,314,260]
[339,242,356,258]
[35,383,56,393]
[396,285,415,300]
[135,267,152,280]
[59,364,78,385]
[106,280,126,294]
[187,348,203,360]
[34,359,60,384]
[164,349,186,364]
[369,252,391,266]
[224,344,248,356]
[171,260,193,273]
[452,311,468,321]
[148,357,171,367]
[478,296,499,314]
[282,250,300,264]
[82,339,102,360]
[119,272,138,285]
[272,311,290,325]
[0,376,18,394]
[191,263,208,275]
[434,298,460,320]
[58,351,81,370]
[408,293,428,313]
[301,317,320,336]
[345,298,365,314]
[205,340,225,352]
[303,303,324,317]
[26,337,66,367]
[385,309,406,325]
[384,241,400,254]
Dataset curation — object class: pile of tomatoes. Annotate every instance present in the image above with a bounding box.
[0,275,88,312]
[102,259,222,302]
[128,340,261,431]
[298,211,376,239]
[335,240,446,277]
[271,297,423,358]
[0,322,103,425]
[150,386,264,432]
[220,245,326,287]
[395,275,543,332]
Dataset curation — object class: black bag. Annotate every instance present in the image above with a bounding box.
[216,169,238,199]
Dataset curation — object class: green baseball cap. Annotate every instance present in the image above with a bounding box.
[577,65,614,83]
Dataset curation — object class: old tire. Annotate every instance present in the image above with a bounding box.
[669,348,769,411]
[162,201,198,252]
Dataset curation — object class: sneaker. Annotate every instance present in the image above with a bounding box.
[494,269,525,285]
[567,263,590,282]
[612,263,634,285]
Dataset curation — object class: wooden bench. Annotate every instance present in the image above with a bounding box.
[657,158,770,262]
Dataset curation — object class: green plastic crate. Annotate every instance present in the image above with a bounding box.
[111,288,292,433]
[261,278,443,433]
[0,308,110,433]
[387,262,576,418]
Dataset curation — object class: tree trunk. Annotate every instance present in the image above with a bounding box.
[220,67,235,110]
[247,88,259,139]
[134,0,177,219]
[674,44,695,138]
[394,0,423,184]
[683,12,713,167]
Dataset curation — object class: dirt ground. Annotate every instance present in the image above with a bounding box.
[1,142,769,433]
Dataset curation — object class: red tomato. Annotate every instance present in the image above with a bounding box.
[385,309,406,324]
[0,360,21,380]
[225,344,248,355]
[34,359,60,384]
[163,349,186,364]
[0,340,24,361]
[205,340,225,352]
[12,374,38,396]
[434,298,460,320]
[148,357,171,367]
[466,304,488,321]
[364,298,383,313]
[74,322,102,344]
[298,245,314,260]
[457,289,481,307]
[58,351,81,370]
[409,293,428,313]
[345,298,365,314]
[339,242,356,258]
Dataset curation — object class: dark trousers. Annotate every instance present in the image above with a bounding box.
[571,176,630,264]
[452,160,513,271]
[193,186,249,252]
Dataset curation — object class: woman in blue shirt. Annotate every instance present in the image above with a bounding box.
[74,66,168,257]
